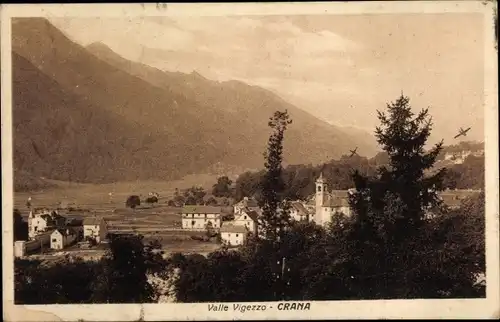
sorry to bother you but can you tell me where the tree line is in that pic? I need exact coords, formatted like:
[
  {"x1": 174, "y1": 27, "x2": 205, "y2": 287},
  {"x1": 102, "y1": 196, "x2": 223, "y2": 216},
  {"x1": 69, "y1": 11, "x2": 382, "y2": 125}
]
[
  {"x1": 14, "y1": 94, "x2": 485, "y2": 303},
  {"x1": 232, "y1": 147, "x2": 484, "y2": 203}
]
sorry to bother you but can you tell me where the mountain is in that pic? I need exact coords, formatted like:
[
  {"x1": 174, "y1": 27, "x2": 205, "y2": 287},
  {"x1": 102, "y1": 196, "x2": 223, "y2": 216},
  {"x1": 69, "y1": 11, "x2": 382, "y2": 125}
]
[
  {"x1": 11, "y1": 18, "x2": 377, "y2": 189},
  {"x1": 85, "y1": 41, "x2": 377, "y2": 160},
  {"x1": 12, "y1": 51, "x2": 179, "y2": 184}
]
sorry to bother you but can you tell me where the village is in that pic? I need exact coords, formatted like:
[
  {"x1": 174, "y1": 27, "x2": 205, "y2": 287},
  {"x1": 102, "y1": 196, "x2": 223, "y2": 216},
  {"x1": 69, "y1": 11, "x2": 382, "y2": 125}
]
[{"x1": 13, "y1": 173, "x2": 477, "y2": 261}]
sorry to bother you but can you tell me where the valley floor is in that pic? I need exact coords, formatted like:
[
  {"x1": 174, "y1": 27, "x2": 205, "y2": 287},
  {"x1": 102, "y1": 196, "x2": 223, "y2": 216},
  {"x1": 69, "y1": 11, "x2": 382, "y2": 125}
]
[{"x1": 14, "y1": 179, "x2": 225, "y2": 257}]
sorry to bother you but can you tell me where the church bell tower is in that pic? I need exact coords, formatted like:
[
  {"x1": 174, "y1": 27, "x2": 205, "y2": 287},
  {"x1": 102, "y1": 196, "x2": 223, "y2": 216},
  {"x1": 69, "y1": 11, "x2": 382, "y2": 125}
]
[{"x1": 315, "y1": 172, "x2": 327, "y2": 222}]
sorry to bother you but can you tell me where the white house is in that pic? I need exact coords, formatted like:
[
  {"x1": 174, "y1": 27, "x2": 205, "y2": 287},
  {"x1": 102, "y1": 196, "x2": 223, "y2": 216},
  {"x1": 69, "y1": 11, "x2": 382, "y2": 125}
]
[
  {"x1": 28, "y1": 214, "x2": 52, "y2": 239},
  {"x1": 233, "y1": 209, "x2": 259, "y2": 234},
  {"x1": 50, "y1": 228, "x2": 78, "y2": 250},
  {"x1": 233, "y1": 197, "x2": 260, "y2": 216},
  {"x1": 220, "y1": 224, "x2": 248, "y2": 246},
  {"x1": 28, "y1": 209, "x2": 65, "y2": 239},
  {"x1": 181, "y1": 206, "x2": 222, "y2": 231},
  {"x1": 83, "y1": 216, "x2": 108, "y2": 243},
  {"x1": 313, "y1": 173, "x2": 353, "y2": 226},
  {"x1": 290, "y1": 202, "x2": 309, "y2": 222}
]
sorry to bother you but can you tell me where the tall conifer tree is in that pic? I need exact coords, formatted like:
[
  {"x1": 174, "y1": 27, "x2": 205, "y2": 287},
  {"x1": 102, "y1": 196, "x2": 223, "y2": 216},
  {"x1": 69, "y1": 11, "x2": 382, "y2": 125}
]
[
  {"x1": 259, "y1": 110, "x2": 292, "y2": 242},
  {"x1": 347, "y1": 93, "x2": 447, "y2": 298}
]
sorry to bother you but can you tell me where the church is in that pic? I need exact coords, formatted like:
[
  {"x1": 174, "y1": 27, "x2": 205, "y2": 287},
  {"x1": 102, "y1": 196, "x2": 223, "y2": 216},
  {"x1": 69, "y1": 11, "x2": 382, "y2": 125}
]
[{"x1": 311, "y1": 173, "x2": 353, "y2": 226}]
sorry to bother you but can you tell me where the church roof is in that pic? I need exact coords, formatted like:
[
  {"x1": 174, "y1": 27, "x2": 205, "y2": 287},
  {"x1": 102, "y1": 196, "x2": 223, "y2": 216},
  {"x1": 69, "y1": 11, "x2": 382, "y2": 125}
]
[{"x1": 322, "y1": 195, "x2": 350, "y2": 208}]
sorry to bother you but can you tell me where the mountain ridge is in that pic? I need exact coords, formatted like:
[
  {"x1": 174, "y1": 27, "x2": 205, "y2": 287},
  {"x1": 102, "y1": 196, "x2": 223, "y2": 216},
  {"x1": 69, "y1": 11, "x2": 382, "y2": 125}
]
[
  {"x1": 12, "y1": 18, "x2": 378, "y2": 190},
  {"x1": 84, "y1": 41, "x2": 378, "y2": 157}
]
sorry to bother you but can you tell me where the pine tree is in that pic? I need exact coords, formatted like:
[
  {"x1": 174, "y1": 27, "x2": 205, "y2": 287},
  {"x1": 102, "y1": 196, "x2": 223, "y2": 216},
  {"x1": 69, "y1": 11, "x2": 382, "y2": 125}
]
[
  {"x1": 347, "y1": 93, "x2": 447, "y2": 298},
  {"x1": 258, "y1": 110, "x2": 292, "y2": 242},
  {"x1": 352, "y1": 93, "x2": 445, "y2": 236}
]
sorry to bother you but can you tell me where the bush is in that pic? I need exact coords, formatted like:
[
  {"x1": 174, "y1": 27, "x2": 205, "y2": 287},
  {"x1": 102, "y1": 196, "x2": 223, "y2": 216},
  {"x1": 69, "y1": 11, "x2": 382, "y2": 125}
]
[
  {"x1": 126, "y1": 195, "x2": 141, "y2": 209},
  {"x1": 146, "y1": 196, "x2": 158, "y2": 205}
]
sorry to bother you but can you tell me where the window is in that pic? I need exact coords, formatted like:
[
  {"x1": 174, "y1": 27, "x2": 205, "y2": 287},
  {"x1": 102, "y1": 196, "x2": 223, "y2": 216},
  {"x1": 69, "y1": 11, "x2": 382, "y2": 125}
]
[
  {"x1": 244, "y1": 216, "x2": 247, "y2": 219},
  {"x1": 236, "y1": 234, "x2": 239, "y2": 237},
  {"x1": 52, "y1": 238, "x2": 57, "y2": 242},
  {"x1": 318, "y1": 186, "x2": 322, "y2": 192}
]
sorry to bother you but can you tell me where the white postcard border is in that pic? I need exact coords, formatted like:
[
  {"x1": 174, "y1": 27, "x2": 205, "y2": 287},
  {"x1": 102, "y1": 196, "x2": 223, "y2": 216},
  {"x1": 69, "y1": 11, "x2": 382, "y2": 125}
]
[{"x1": 2, "y1": 1, "x2": 499, "y2": 321}]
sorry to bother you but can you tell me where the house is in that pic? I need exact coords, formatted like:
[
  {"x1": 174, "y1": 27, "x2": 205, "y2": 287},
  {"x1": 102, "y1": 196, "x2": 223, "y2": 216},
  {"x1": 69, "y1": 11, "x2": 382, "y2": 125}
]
[
  {"x1": 290, "y1": 202, "x2": 309, "y2": 222},
  {"x1": 83, "y1": 216, "x2": 108, "y2": 243},
  {"x1": 220, "y1": 224, "x2": 248, "y2": 246},
  {"x1": 233, "y1": 209, "x2": 259, "y2": 234},
  {"x1": 28, "y1": 209, "x2": 66, "y2": 239},
  {"x1": 28, "y1": 214, "x2": 52, "y2": 239},
  {"x1": 50, "y1": 228, "x2": 78, "y2": 250},
  {"x1": 233, "y1": 197, "x2": 260, "y2": 216},
  {"x1": 181, "y1": 206, "x2": 222, "y2": 231}
]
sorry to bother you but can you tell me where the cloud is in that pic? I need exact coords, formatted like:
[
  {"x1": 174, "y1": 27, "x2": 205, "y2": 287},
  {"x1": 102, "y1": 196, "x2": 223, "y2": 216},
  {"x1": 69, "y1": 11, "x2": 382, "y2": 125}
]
[
  {"x1": 49, "y1": 16, "x2": 360, "y2": 80},
  {"x1": 47, "y1": 15, "x2": 485, "y2": 144}
]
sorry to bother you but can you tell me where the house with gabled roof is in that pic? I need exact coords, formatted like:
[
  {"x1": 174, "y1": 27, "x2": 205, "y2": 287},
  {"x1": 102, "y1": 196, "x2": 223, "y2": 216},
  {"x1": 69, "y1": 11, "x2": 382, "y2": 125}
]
[
  {"x1": 83, "y1": 216, "x2": 108, "y2": 243},
  {"x1": 181, "y1": 205, "x2": 222, "y2": 231},
  {"x1": 233, "y1": 197, "x2": 260, "y2": 216},
  {"x1": 290, "y1": 202, "x2": 310, "y2": 222},
  {"x1": 233, "y1": 209, "x2": 259, "y2": 234},
  {"x1": 28, "y1": 209, "x2": 66, "y2": 239},
  {"x1": 50, "y1": 228, "x2": 78, "y2": 250},
  {"x1": 220, "y1": 224, "x2": 248, "y2": 246}
]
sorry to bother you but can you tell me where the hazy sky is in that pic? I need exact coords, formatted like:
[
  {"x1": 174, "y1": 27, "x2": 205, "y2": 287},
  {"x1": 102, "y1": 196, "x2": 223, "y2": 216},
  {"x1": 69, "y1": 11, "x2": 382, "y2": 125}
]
[{"x1": 49, "y1": 14, "x2": 488, "y2": 144}]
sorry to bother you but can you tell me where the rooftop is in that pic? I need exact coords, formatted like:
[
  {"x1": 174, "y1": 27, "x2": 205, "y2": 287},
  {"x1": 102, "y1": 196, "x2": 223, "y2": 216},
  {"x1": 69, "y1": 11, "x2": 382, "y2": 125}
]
[
  {"x1": 322, "y1": 195, "x2": 350, "y2": 208},
  {"x1": 53, "y1": 228, "x2": 77, "y2": 237},
  {"x1": 236, "y1": 197, "x2": 259, "y2": 208},
  {"x1": 220, "y1": 224, "x2": 248, "y2": 234},
  {"x1": 291, "y1": 202, "x2": 308, "y2": 215},
  {"x1": 181, "y1": 205, "x2": 222, "y2": 214},
  {"x1": 83, "y1": 217, "x2": 103, "y2": 226},
  {"x1": 439, "y1": 194, "x2": 465, "y2": 208},
  {"x1": 237, "y1": 209, "x2": 259, "y2": 222}
]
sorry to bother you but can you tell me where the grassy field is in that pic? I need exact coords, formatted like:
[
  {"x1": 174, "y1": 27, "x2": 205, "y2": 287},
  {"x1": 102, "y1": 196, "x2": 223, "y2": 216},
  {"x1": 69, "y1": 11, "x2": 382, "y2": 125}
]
[{"x1": 14, "y1": 173, "x2": 219, "y2": 210}]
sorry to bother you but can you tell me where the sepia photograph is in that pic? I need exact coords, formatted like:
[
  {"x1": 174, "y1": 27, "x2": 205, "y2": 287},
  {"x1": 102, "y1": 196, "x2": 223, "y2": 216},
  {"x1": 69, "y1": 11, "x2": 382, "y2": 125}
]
[{"x1": 1, "y1": 1, "x2": 499, "y2": 321}]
